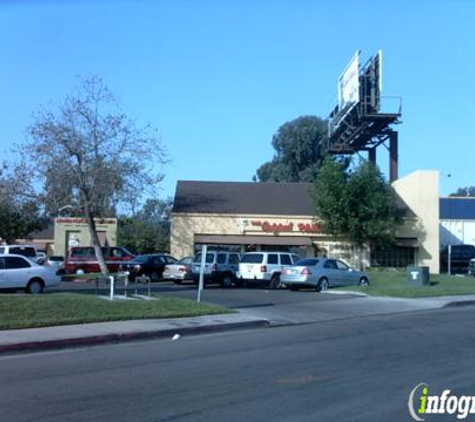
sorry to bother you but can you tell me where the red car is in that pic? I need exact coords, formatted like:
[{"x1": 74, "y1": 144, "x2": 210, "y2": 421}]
[{"x1": 65, "y1": 246, "x2": 135, "y2": 274}]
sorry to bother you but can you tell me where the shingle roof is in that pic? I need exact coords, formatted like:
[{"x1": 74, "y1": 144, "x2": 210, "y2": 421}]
[
  {"x1": 28, "y1": 224, "x2": 55, "y2": 240},
  {"x1": 440, "y1": 197, "x2": 475, "y2": 219},
  {"x1": 172, "y1": 181, "x2": 315, "y2": 216}
]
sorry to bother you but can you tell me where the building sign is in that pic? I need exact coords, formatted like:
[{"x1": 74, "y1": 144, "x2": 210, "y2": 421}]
[
  {"x1": 338, "y1": 50, "x2": 360, "y2": 110},
  {"x1": 250, "y1": 220, "x2": 321, "y2": 234},
  {"x1": 55, "y1": 218, "x2": 117, "y2": 225}
]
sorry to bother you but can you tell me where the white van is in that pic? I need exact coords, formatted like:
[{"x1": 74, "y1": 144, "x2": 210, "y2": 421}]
[{"x1": 237, "y1": 252, "x2": 301, "y2": 289}]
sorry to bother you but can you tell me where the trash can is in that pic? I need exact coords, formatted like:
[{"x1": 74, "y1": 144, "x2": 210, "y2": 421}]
[{"x1": 406, "y1": 266, "x2": 430, "y2": 286}]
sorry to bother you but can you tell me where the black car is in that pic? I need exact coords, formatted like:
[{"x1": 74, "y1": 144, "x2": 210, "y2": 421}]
[
  {"x1": 440, "y1": 244, "x2": 475, "y2": 274},
  {"x1": 121, "y1": 254, "x2": 178, "y2": 282}
]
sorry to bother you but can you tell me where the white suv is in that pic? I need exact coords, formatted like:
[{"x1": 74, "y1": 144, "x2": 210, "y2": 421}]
[
  {"x1": 237, "y1": 252, "x2": 300, "y2": 289},
  {"x1": 0, "y1": 244, "x2": 39, "y2": 262}
]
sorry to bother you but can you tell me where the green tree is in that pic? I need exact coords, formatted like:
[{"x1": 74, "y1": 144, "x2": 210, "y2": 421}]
[
  {"x1": 0, "y1": 164, "x2": 46, "y2": 243},
  {"x1": 255, "y1": 116, "x2": 327, "y2": 182},
  {"x1": 450, "y1": 186, "x2": 475, "y2": 197},
  {"x1": 117, "y1": 198, "x2": 172, "y2": 254},
  {"x1": 16, "y1": 76, "x2": 166, "y2": 274},
  {"x1": 312, "y1": 159, "x2": 402, "y2": 265}
]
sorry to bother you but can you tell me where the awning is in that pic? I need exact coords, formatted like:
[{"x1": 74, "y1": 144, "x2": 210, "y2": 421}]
[
  {"x1": 194, "y1": 234, "x2": 312, "y2": 246},
  {"x1": 395, "y1": 238, "x2": 419, "y2": 247}
]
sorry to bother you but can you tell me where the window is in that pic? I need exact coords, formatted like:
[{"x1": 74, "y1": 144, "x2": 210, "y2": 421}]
[
  {"x1": 0, "y1": 247, "x2": 4, "y2": 253},
  {"x1": 217, "y1": 253, "x2": 227, "y2": 264},
  {"x1": 153, "y1": 256, "x2": 165, "y2": 264},
  {"x1": 10, "y1": 246, "x2": 36, "y2": 258},
  {"x1": 280, "y1": 254, "x2": 292, "y2": 265},
  {"x1": 371, "y1": 246, "x2": 415, "y2": 268},
  {"x1": 240, "y1": 254, "x2": 264, "y2": 264},
  {"x1": 194, "y1": 253, "x2": 215, "y2": 263},
  {"x1": 296, "y1": 258, "x2": 319, "y2": 266},
  {"x1": 111, "y1": 248, "x2": 125, "y2": 258},
  {"x1": 5, "y1": 256, "x2": 31, "y2": 269},
  {"x1": 179, "y1": 257, "x2": 193, "y2": 265},
  {"x1": 165, "y1": 256, "x2": 177, "y2": 264},
  {"x1": 336, "y1": 260, "x2": 349, "y2": 270},
  {"x1": 291, "y1": 254, "x2": 301, "y2": 264},
  {"x1": 71, "y1": 248, "x2": 95, "y2": 258},
  {"x1": 267, "y1": 254, "x2": 278, "y2": 265},
  {"x1": 324, "y1": 260, "x2": 337, "y2": 269},
  {"x1": 228, "y1": 254, "x2": 240, "y2": 264},
  {"x1": 0, "y1": 258, "x2": 5, "y2": 269}
]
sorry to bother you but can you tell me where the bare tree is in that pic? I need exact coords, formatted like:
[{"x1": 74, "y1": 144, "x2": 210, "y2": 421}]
[{"x1": 18, "y1": 76, "x2": 166, "y2": 274}]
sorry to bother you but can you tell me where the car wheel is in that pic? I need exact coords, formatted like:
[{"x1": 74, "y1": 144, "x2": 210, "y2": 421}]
[
  {"x1": 151, "y1": 272, "x2": 160, "y2": 283},
  {"x1": 220, "y1": 273, "x2": 234, "y2": 288},
  {"x1": 173, "y1": 280, "x2": 182, "y2": 285},
  {"x1": 270, "y1": 274, "x2": 282, "y2": 289},
  {"x1": 26, "y1": 278, "x2": 44, "y2": 294},
  {"x1": 75, "y1": 268, "x2": 85, "y2": 275},
  {"x1": 289, "y1": 285, "x2": 299, "y2": 291},
  {"x1": 359, "y1": 277, "x2": 369, "y2": 286},
  {"x1": 316, "y1": 277, "x2": 329, "y2": 292}
]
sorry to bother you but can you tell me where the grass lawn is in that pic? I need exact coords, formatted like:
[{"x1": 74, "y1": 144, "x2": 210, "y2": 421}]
[
  {"x1": 0, "y1": 293, "x2": 231, "y2": 330},
  {"x1": 336, "y1": 270, "x2": 475, "y2": 298}
]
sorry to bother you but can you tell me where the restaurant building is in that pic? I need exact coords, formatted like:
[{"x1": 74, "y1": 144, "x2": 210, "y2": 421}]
[{"x1": 170, "y1": 170, "x2": 440, "y2": 273}]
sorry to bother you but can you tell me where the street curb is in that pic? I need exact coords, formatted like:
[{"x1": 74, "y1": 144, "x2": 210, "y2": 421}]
[
  {"x1": 0, "y1": 319, "x2": 270, "y2": 354},
  {"x1": 443, "y1": 300, "x2": 475, "y2": 308}
]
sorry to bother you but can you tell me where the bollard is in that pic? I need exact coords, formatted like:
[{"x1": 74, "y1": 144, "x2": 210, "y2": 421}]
[{"x1": 109, "y1": 275, "x2": 114, "y2": 300}]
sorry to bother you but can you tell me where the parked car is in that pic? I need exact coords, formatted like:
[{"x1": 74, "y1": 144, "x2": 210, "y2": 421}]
[
  {"x1": 191, "y1": 251, "x2": 241, "y2": 287},
  {"x1": 0, "y1": 254, "x2": 61, "y2": 294},
  {"x1": 440, "y1": 244, "x2": 475, "y2": 274},
  {"x1": 64, "y1": 246, "x2": 135, "y2": 274},
  {"x1": 236, "y1": 251, "x2": 301, "y2": 289},
  {"x1": 163, "y1": 256, "x2": 193, "y2": 284},
  {"x1": 121, "y1": 254, "x2": 178, "y2": 282},
  {"x1": 45, "y1": 255, "x2": 65, "y2": 271},
  {"x1": 0, "y1": 244, "x2": 39, "y2": 262},
  {"x1": 469, "y1": 258, "x2": 475, "y2": 276},
  {"x1": 281, "y1": 258, "x2": 369, "y2": 291}
]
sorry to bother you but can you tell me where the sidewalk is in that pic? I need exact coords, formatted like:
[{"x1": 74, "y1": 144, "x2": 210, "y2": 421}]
[
  {"x1": 1, "y1": 294, "x2": 475, "y2": 354},
  {"x1": 0, "y1": 312, "x2": 269, "y2": 354}
]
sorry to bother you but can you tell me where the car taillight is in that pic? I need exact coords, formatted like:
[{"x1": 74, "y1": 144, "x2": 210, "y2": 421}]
[
  {"x1": 260, "y1": 265, "x2": 267, "y2": 273},
  {"x1": 179, "y1": 267, "x2": 186, "y2": 272},
  {"x1": 301, "y1": 267, "x2": 312, "y2": 275},
  {"x1": 213, "y1": 263, "x2": 218, "y2": 271}
]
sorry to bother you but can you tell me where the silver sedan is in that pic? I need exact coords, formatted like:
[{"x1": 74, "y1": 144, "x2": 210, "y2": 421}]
[
  {"x1": 281, "y1": 258, "x2": 369, "y2": 291},
  {"x1": 0, "y1": 254, "x2": 61, "y2": 294}
]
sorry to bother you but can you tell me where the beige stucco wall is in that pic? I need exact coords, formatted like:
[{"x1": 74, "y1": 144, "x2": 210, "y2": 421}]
[
  {"x1": 54, "y1": 218, "x2": 117, "y2": 258},
  {"x1": 170, "y1": 213, "x2": 370, "y2": 268},
  {"x1": 392, "y1": 170, "x2": 440, "y2": 273}
]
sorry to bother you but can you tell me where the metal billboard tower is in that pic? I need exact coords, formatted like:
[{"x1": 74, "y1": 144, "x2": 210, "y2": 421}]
[{"x1": 326, "y1": 50, "x2": 402, "y2": 182}]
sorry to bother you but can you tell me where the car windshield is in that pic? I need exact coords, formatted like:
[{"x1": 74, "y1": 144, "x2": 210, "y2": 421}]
[
  {"x1": 295, "y1": 258, "x2": 320, "y2": 266},
  {"x1": 240, "y1": 254, "x2": 264, "y2": 264}
]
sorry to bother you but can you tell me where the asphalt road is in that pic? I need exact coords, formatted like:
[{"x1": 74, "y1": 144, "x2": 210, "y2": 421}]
[{"x1": 2, "y1": 306, "x2": 475, "y2": 421}]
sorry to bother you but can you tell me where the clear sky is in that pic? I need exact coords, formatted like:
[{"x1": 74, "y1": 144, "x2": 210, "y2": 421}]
[{"x1": 0, "y1": 0, "x2": 474, "y2": 202}]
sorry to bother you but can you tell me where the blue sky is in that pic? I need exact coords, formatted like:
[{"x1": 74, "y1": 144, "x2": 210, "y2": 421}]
[{"x1": 0, "y1": 0, "x2": 474, "y2": 201}]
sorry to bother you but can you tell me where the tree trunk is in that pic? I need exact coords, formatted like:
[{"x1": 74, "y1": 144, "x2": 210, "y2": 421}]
[
  {"x1": 84, "y1": 204, "x2": 108, "y2": 275},
  {"x1": 356, "y1": 244, "x2": 364, "y2": 271}
]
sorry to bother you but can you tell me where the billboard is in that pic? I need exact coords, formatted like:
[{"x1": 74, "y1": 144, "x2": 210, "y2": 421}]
[{"x1": 338, "y1": 51, "x2": 360, "y2": 110}]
